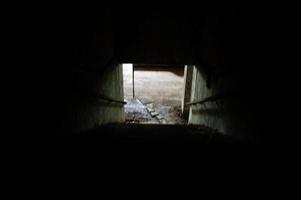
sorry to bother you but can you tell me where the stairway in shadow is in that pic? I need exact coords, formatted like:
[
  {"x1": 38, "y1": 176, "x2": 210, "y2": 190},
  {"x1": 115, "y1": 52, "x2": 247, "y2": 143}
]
[
  {"x1": 56, "y1": 124, "x2": 262, "y2": 167},
  {"x1": 56, "y1": 124, "x2": 254, "y2": 150}
]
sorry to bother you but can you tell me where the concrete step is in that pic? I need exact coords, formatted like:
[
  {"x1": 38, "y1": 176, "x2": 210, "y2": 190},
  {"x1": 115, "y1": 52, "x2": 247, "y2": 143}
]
[
  {"x1": 146, "y1": 107, "x2": 155, "y2": 113},
  {"x1": 159, "y1": 119, "x2": 167, "y2": 124},
  {"x1": 150, "y1": 111, "x2": 159, "y2": 117},
  {"x1": 57, "y1": 124, "x2": 238, "y2": 145},
  {"x1": 156, "y1": 114, "x2": 164, "y2": 120}
]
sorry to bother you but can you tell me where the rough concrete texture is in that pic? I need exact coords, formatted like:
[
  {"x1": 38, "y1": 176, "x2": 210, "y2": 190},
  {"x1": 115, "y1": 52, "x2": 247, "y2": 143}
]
[
  {"x1": 122, "y1": 64, "x2": 134, "y2": 100},
  {"x1": 97, "y1": 64, "x2": 125, "y2": 124},
  {"x1": 188, "y1": 66, "x2": 262, "y2": 144},
  {"x1": 57, "y1": 64, "x2": 125, "y2": 136},
  {"x1": 151, "y1": 104, "x2": 186, "y2": 124},
  {"x1": 124, "y1": 98, "x2": 186, "y2": 124},
  {"x1": 58, "y1": 7, "x2": 274, "y2": 146},
  {"x1": 124, "y1": 99, "x2": 158, "y2": 124},
  {"x1": 181, "y1": 65, "x2": 194, "y2": 116},
  {"x1": 189, "y1": 66, "x2": 220, "y2": 129}
]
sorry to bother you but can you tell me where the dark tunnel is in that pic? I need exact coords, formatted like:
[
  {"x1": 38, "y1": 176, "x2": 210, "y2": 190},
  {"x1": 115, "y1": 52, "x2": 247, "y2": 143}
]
[{"x1": 55, "y1": 4, "x2": 283, "y2": 161}]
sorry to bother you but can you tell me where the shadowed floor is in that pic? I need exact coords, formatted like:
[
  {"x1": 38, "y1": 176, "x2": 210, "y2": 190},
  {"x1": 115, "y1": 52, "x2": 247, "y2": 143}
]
[{"x1": 55, "y1": 124, "x2": 260, "y2": 165}]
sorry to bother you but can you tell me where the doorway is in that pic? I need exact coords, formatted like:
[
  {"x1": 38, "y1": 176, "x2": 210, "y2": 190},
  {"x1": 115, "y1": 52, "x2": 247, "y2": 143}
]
[{"x1": 122, "y1": 64, "x2": 186, "y2": 124}]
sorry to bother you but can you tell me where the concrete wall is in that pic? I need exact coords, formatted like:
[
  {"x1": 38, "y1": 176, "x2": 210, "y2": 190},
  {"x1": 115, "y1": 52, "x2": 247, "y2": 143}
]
[
  {"x1": 185, "y1": 5, "x2": 268, "y2": 145},
  {"x1": 57, "y1": 6, "x2": 270, "y2": 144},
  {"x1": 189, "y1": 66, "x2": 223, "y2": 130},
  {"x1": 122, "y1": 64, "x2": 134, "y2": 100},
  {"x1": 181, "y1": 65, "x2": 193, "y2": 117},
  {"x1": 57, "y1": 8, "x2": 125, "y2": 137},
  {"x1": 188, "y1": 66, "x2": 263, "y2": 145},
  {"x1": 56, "y1": 64, "x2": 125, "y2": 137}
]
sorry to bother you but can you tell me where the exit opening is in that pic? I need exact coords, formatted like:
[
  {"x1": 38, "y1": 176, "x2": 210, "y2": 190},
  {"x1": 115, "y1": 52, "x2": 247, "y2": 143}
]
[{"x1": 122, "y1": 64, "x2": 187, "y2": 124}]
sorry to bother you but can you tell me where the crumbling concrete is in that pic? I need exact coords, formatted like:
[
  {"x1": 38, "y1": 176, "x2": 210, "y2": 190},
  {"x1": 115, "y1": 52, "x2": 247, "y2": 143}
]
[{"x1": 125, "y1": 99, "x2": 158, "y2": 124}]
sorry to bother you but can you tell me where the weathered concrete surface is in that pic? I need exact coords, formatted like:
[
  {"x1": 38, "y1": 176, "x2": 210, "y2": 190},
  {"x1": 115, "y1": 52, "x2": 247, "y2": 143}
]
[
  {"x1": 122, "y1": 64, "x2": 133, "y2": 100},
  {"x1": 181, "y1": 65, "x2": 194, "y2": 117},
  {"x1": 57, "y1": 64, "x2": 125, "y2": 137},
  {"x1": 124, "y1": 99, "x2": 158, "y2": 124},
  {"x1": 57, "y1": 7, "x2": 273, "y2": 146},
  {"x1": 124, "y1": 99, "x2": 186, "y2": 125},
  {"x1": 151, "y1": 104, "x2": 186, "y2": 124},
  {"x1": 57, "y1": 8, "x2": 124, "y2": 137},
  {"x1": 98, "y1": 64, "x2": 125, "y2": 124},
  {"x1": 189, "y1": 66, "x2": 220, "y2": 129},
  {"x1": 188, "y1": 66, "x2": 263, "y2": 145}
]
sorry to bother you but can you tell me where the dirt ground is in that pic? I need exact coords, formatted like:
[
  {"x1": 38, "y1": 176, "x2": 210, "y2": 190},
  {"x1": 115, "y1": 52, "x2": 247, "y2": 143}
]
[{"x1": 123, "y1": 65, "x2": 186, "y2": 124}]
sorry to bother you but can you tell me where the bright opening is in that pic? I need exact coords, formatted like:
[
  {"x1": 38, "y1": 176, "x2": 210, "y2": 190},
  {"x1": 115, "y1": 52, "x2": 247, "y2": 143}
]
[{"x1": 122, "y1": 64, "x2": 186, "y2": 124}]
